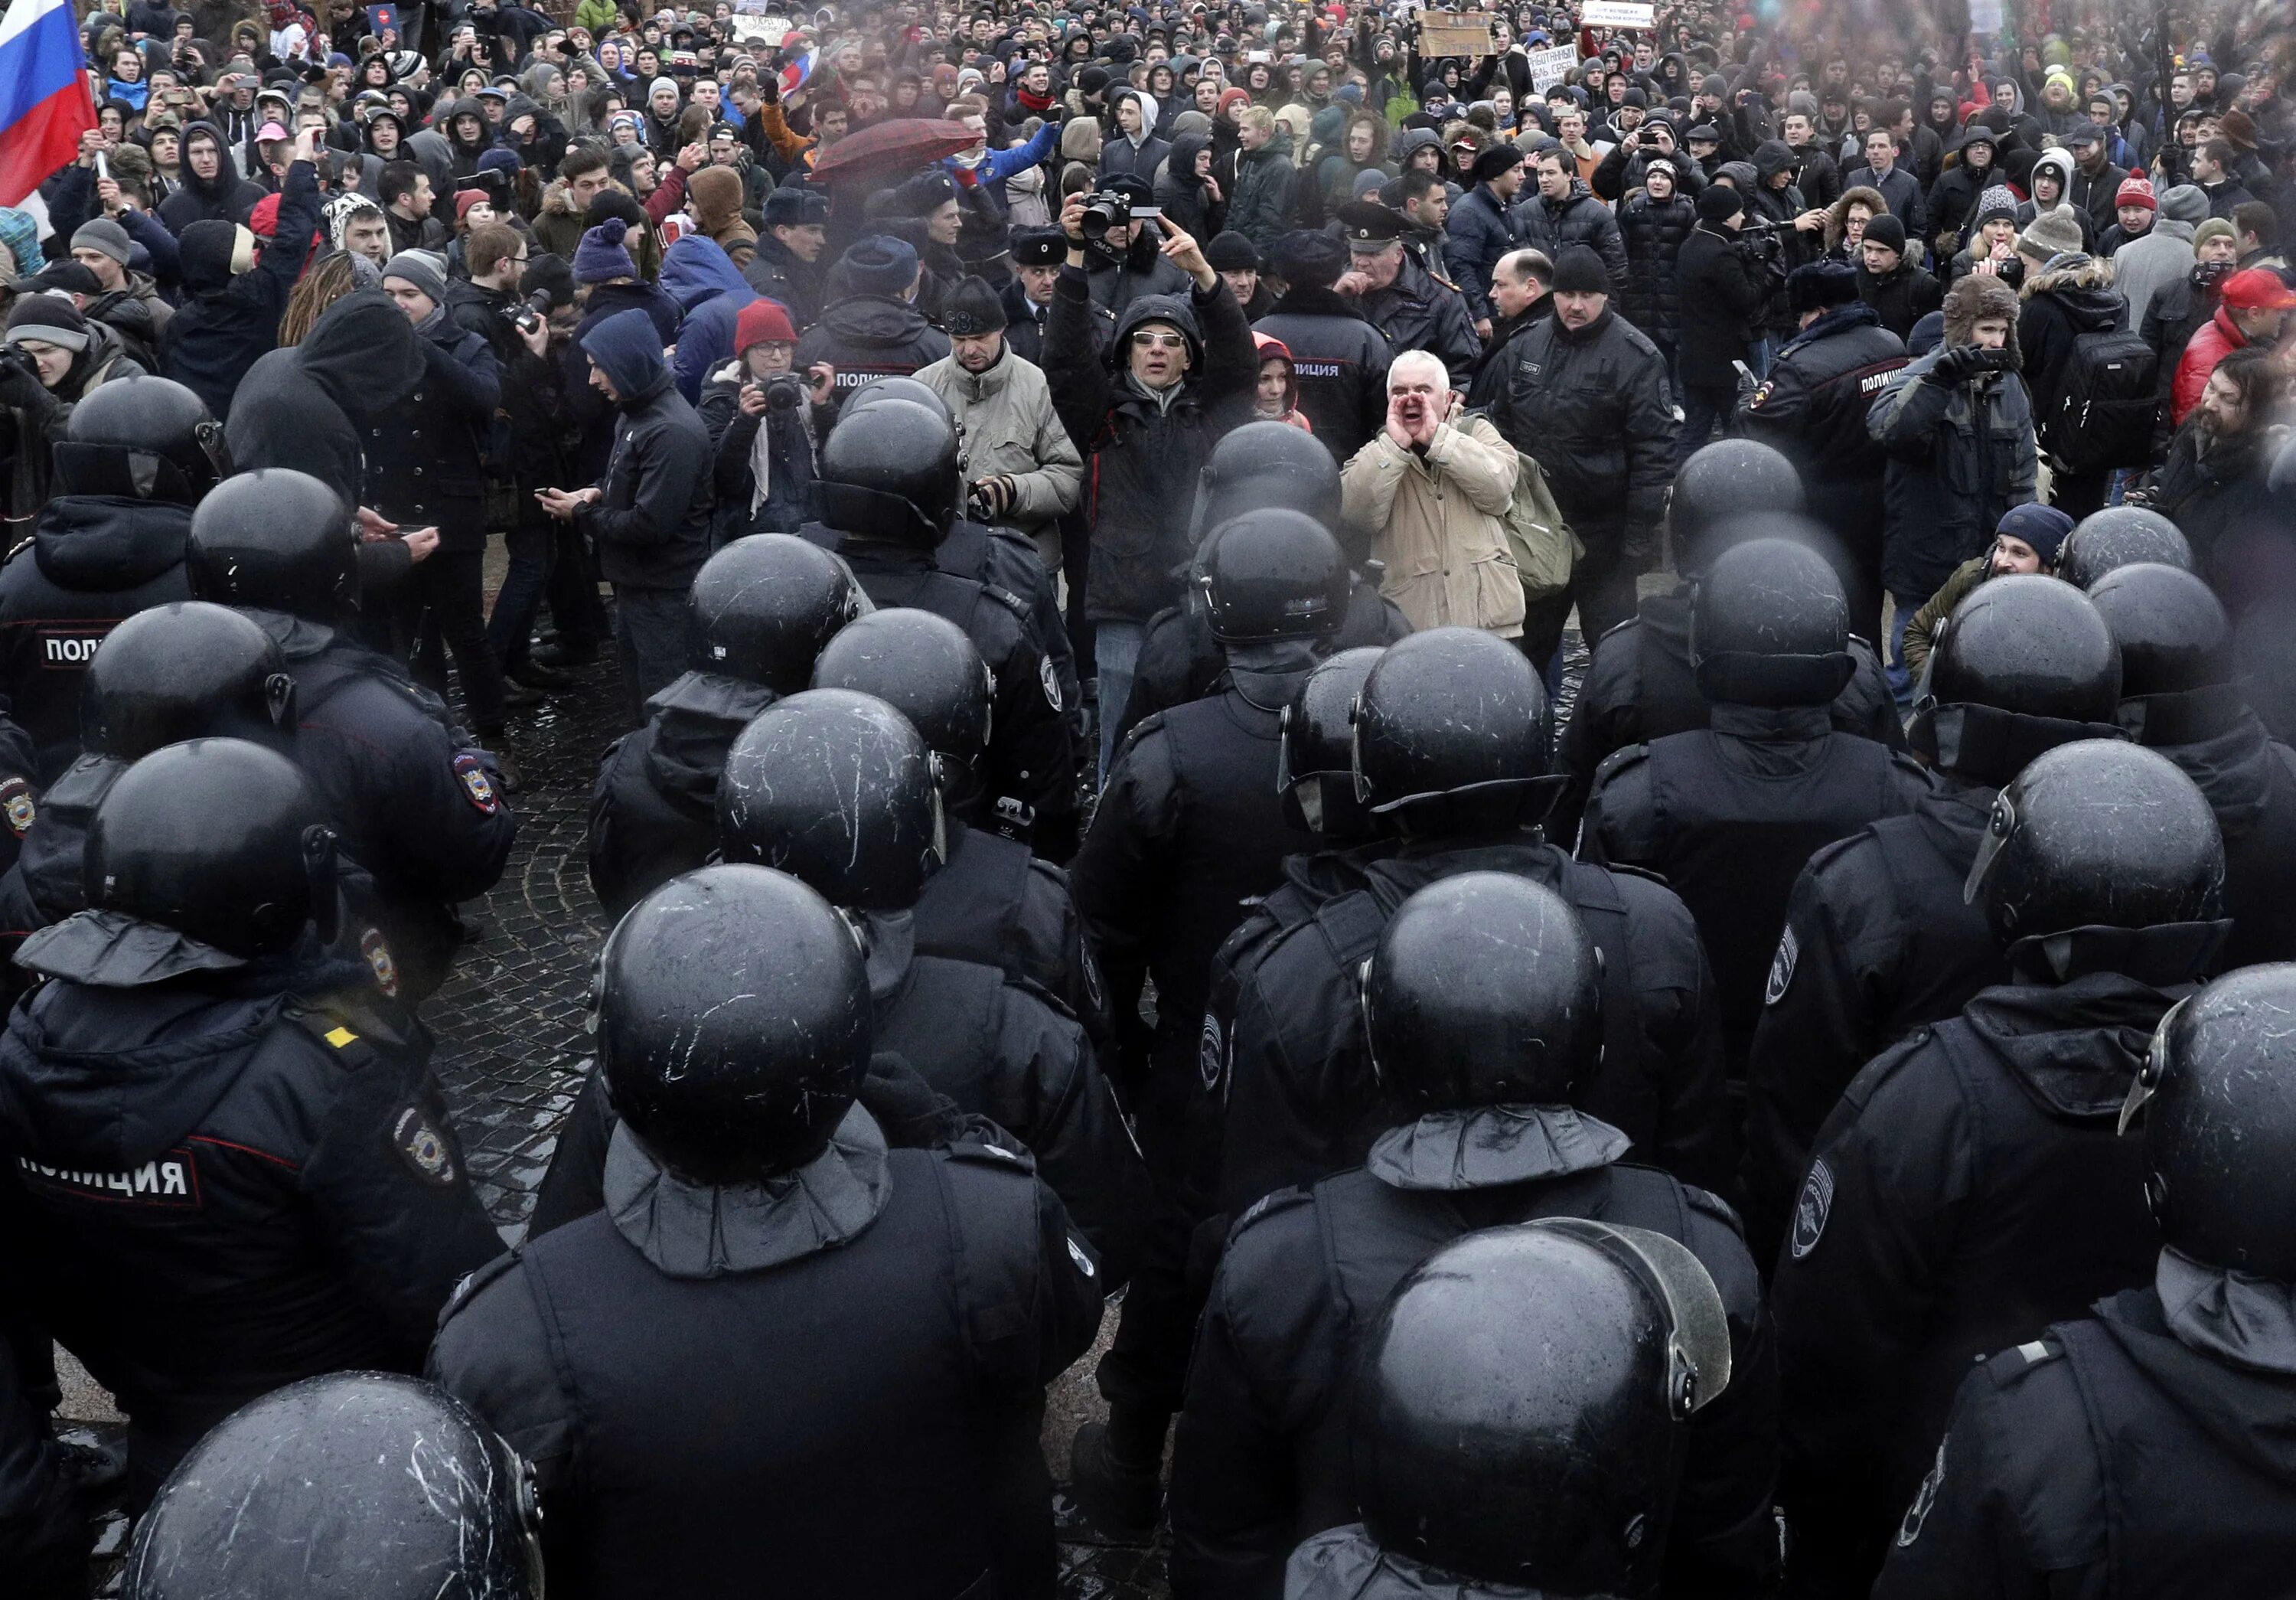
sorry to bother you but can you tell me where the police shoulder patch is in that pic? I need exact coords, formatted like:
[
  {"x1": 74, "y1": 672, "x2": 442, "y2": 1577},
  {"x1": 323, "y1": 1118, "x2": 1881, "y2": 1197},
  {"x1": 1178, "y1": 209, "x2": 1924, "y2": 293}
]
[
  {"x1": 1039, "y1": 653, "x2": 1063, "y2": 711},
  {"x1": 1789, "y1": 1156, "x2": 1835, "y2": 1260},
  {"x1": 453, "y1": 753, "x2": 501, "y2": 815},
  {"x1": 360, "y1": 927, "x2": 400, "y2": 999},
  {"x1": 1896, "y1": 1438, "x2": 1947, "y2": 1548},
  {"x1": 0, "y1": 776, "x2": 34, "y2": 839},
  {"x1": 1199, "y1": 1011, "x2": 1227, "y2": 1094},
  {"x1": 1066, "y1": 1233, "x2": 1097, "y2": 1278},
  {"x1": 1764, "y1": 923, "x2": 1800, "y2": 1006},
  {"x1": 390, "y1": 1105, "x2": 458, "y2": 1187}
]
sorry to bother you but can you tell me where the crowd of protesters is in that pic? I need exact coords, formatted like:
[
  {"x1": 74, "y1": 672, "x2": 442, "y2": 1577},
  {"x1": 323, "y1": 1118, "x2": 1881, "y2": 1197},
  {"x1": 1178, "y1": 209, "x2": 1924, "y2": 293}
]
[{"x1": 2, "y1": 0, "x2": 2296, "y2": 1593}]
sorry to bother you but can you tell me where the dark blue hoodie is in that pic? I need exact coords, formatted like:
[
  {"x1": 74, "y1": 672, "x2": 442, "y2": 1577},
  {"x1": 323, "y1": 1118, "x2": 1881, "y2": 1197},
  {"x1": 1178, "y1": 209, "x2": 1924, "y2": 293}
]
[{"x1": 575, "y1": 309, "x2": 715, "y2": 591}]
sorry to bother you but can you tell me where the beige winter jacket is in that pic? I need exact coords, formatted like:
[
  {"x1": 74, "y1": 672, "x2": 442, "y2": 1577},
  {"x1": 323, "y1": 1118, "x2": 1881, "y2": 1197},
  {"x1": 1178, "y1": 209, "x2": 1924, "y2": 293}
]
[
  {"x1": 916, "y1": 344, "x2": 1083, "y2": 545},
  {"x1": 1340, "y1": 413, "x2": 1526, "y2": 637}
]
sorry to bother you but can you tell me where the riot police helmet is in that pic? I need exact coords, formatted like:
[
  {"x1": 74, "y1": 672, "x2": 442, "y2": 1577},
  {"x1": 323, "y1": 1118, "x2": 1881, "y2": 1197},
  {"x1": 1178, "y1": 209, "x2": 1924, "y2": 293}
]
[
  {"x1": 2086, "y1": 562, "x2": 2239, "y2": 747},
  {"x1": 1365, "y1": 873, "x2": 1603, "y2": 1109},
  {"x1": 1351, "y1": 628, "x2": 1557, "y2": 835},
  {"x1": 1197, "y1": 508, "x2": 1350, "y2": 645},
  {"x1": 1350, "y1": 1219, "x2": 1730, "y2": 1592},
  {"x1": 1668, "y1": 438, "x2": 1805, "y2": 570},
  {"x1": 1964, "y1": 740, "x2": 2223, "y2": 957},
  {"x1": 716, "y1": 688, "x2": 944, "y2": 912},
  {"x1": 2057, "y1": 506, "x2": 2194, "y2": 590},
  {"x1": 843, "y1": 374, "x2": 955, "y2": 427},
  {"x1": 817, "y1": 398, "x2": 960, "y2": 546},
  {"x1": 124, "y1": 1373, "x2": 543, "y2": 1600},
  {"x1": 1689, "y1": 536, "x2": 1856, "y2": 706},
  {"x1": 1277, "y1": 647, "x2": 1383, "y2": 838},
  {"x1": 1188, "y1": 420, "x2": 1345, "y2": 539},
  {"x1": 86, "y1": 738, "x2": 329, "y2": 959},
  {"x1": 82, "y1": 602, "x2": 297, "y2": 759},
  {"x1": 54, "y1": 376, "x2": 230, "y2": 504},
  {"x1": 2130, "y1": 964, "x2": 2296, "y2": 1280},
  {"x1": 689, "y1": 534, "x2": 871, "y2": 693},
  {"x1": 810, "y1": 608, "x2": 993, "y2": 788},
  {"x1": 185, "y1": 469, "x2": 359, "y2": 619},
  {"x1": 599, "y1": 863, "x2": 872, "y2": 1183},
  {"x1": 1912, "y1": 575, "x2": 2123, "y2": 785}
]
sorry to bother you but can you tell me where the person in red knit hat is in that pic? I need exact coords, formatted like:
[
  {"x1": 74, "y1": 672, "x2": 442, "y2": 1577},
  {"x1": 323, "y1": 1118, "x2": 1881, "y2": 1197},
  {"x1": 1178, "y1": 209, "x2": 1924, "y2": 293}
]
[{"x1": 698, "y1": 296, "x2": 833, "y2": 540}]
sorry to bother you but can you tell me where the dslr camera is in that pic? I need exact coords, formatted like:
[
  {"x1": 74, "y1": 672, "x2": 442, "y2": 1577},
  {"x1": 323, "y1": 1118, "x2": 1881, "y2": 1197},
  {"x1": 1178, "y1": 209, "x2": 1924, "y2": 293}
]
[
  {"x1": 1081, "y1": 190, "x2": 1158, "y2": 239},
  {"x1": 504, "y1": 288, "x2": 556, "y2": 336},
  {"x1": 749, "y1": 372, "x2": 807, "y2": 410}
]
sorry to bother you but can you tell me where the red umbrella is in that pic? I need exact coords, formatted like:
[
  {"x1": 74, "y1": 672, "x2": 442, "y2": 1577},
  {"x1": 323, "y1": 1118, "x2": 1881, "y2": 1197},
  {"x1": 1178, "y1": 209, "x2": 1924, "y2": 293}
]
[{"x1": 807, "y1": 118, "x2": 980, "y2": 184}]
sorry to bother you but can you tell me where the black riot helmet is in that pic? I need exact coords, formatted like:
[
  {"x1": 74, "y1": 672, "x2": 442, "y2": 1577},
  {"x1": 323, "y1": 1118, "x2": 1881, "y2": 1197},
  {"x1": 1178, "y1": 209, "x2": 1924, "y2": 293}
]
[
  {"x1": 54, "y1": 376, "x2": 230, "y2": 504},
  {"x1": 124, "y1": 1373, "x2": 542, "y2": 1600},
  {"x1": 1964, "y1": 740, "x2": 2223, "y2": 976},
  {"x1": 1186, "y1": 420, "x2": 1345, "y2": 540},
  {"x1": 598, "y1": 863, "x2": 872, "y2": 1183},
  {"x1": 1196, "y1": 508, "x2": 1350, "y2": 645},
  {"x1": 716, "y1": 688, "x2": 945, "y2": 912},
  {"x1": 2057, "y1": 505, "x2": 2194, "y2": 590},
  {"x1": 81, "y1": 602, "x2": 298, "y2": 759},
  {"x1": 1364, "y1": 873, "x2": 1603, "y2": 1109},
  {"x1": 1668, "y1": 438, "x2": 1805, "y2": 571},
  {"x1": 186, "y1": 469, "x2": 360, "y2": 620},
  {"x1": 1349, "y1": 1220, "x2": 1731, "y2": 1593},
  {"x1": 1278, "y1": 647, "x2": 1383, "y2": 838},
  {"x1": 689, "y1": 534, "x2": 870, "y2": 692},
  {"x1": 843, "y1": 374, "x2": 955, "y2": 427},
  {"x1": 2087, "y1": 563, "x2": 2241, "y2": 746},
  {"x1": 2126, "y1": 964, "x2": 2296, "y2": 1280},
  {"x1": 86, "y1": 739, "x2": 331, "y2": 959},
  {"x1": 810, "y1": 608, "x2": 993, "y2": 798},
  {"x1": 1910, "y1": 574, "x2": 2124, "y2": 785},
  {"x1": 817, "y1": 398, "x2": 960, "y2": 547},
  {"x1": 1351, "y1": 628, "x2": 1557, "y2": 837},
  {"x1": 1689, "y1": 537, "x2": 1856, "y2": 706}
]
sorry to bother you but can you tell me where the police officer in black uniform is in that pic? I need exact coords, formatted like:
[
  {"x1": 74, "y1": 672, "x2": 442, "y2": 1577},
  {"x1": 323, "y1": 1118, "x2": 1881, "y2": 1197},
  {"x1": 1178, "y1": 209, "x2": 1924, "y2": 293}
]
[
  {"x1": 1336, "y1": 200, "x2": 1482, "y2": 385},
  {"x1": 1283, "y1": 1219, "x2": 1737, "y2": 1600},
  {"x1": 0, "y1": 602, "x2": 297, "y2": 976},
  {"x1": 1551, "y1": 438, "x2": 1901, "y2": 848},
  {"x1": 1216, "y1": 625, "x2": 1733, "y2": 1220},
  {"x1": 810, "y1": 605, "x2": 1108, "y2": 1037},
  {"x1": 1743, "y1": 573, "x2": 2128, "y2": 1256},
  {"x1": 1, "y1": 1244, "x2": 80, "y2": 1600},
  {"x1": 1172, "y1": 873, "x2": 1776, "y2": 1599},
  {"x1": 1581, "y1": 537, "x2": 1935, "y2": 1076},
  {"x1": 0, "y1": 377, "x2": 223, "y2": 781},
  {"x1": 1066, "y1": 508, "x2": 1349, "y2": 1530},
  {"x1": 1251, "y1": 229, "x2": 1393, "y2": 465},
  {"x1": 586, "y1": 533, "x2": 868, "y2": 920},
  {"x1": 123, "y1": 1373, "x2": 543, "y2": 1600},
  {"x1": 2089, "y1": 561, "x2": 2296, "y2": 968},
  {"x1": 430, "y1": 863, "x2": 1103, "y2": 1600},
  {"x1": 1114, "y1": 421, "x2": 1409, "y2": 748},
  {"x1": 800, "y1": 397, "x2": 1080, "y2": 857},
  {"x1": 1772, "y1": 738, "x2": 2228, "y2": 1598},
  {"x1": 2056, "y1": 502, "x2": 2194, "y2": 589},
  {"x1": 0, "y1": 738, "x2": 502, "y2": 1507},
  {"x1": 186, "y1": 469, "x2": 516, "y2": 1001},
  {"x1": 1877, "y1": 962, "x2": 2296, "y2": 1598}
]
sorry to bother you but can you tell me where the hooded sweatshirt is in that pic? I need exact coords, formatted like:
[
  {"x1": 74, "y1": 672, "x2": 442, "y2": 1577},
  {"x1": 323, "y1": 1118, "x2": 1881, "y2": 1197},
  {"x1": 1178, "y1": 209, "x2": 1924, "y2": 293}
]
[
  {"x1": 225, "y1": 289, "x2": 426, "y2": 508},
  {"x1": 660, "y1": 234, "x2": 761, "y2": 403}
]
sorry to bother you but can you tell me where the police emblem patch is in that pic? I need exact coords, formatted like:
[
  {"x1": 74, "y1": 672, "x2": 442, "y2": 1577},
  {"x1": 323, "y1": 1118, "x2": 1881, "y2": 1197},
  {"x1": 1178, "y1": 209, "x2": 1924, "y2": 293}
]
[
  {"x1": 391, "y1": 1107, "x2": 457, "y2": 1186},
  {"x1": 1199, "y1": 1013, "x2": 1225, "y2": 1092},
  {"x1": 454, "y1": 753, "x2": 500, "y2": 814},
  {"x1": 0, "y1": 777, "x2": 34, "y2": 838},
  {"x1": 1897, "y1": 1440, "x2": 1947, "y2": 1547},
  {"x1": 1040, "y1": 655, "x2": 1063, "y2": 712},
  {"x1": 1067, "y1": 1236, "x2": 1096, "y2": 1278},
  {"x1": 1790, "y1": 1157, "x2": 1835, "y2": 1259},
  {"x1": 1764, "y1": 925, "x2": 1799, "y2": 1006},
  {"x1": 360, "y1": 928, "x2": 400, "y2": 998}
]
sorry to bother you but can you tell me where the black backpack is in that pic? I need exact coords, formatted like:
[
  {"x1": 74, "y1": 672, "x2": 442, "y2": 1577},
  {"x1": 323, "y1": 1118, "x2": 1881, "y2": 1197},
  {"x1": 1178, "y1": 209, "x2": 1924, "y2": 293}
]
[{"x1": 2045, "y1": 327, "x2": 2158, "y2": 472}]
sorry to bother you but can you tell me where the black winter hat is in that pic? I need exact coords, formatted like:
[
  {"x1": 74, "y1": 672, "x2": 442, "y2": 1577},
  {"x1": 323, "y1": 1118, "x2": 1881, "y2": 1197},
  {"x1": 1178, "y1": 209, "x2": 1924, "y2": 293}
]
[
  {"x1": 1786, "y1": 259, "x2": 1859, "y2": 313},
  {"x1": 942, "y1": 275, "x2": 1009, "y2": 335},
  {"x1": 1697, "y1": 184, "x2": 1745, "y2": 223},
  {"x1": 1273, "y1": 228, "x2": 1347, "y2": 287},
  {"x1": 1204, "y1": 230, "x2": 1262, "y2": 271},
  {"x1": 1549, "y1": 245, "x2": 1609, "y2": 295},
  {"x1": 1862, "y1": 212, "x2": 1908, "y2": 254}
]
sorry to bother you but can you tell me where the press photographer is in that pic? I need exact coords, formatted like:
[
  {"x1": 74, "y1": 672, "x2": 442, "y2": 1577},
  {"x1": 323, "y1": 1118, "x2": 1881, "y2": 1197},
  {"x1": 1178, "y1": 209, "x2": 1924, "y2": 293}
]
[
  {"x1": 1676, "y1": 184, "x2": 1782, "y2": 462},
  {"x1": 702, "y1": 299, "x2": 833, "y2": 543}
]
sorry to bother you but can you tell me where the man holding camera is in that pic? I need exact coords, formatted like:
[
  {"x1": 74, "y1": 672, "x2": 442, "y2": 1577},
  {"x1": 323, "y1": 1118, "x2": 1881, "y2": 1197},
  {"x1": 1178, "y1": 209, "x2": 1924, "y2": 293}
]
[
  {"x1": 917, "y1": 277, "x2": 1082, "y2": 572},
  {"x1": 1074, "y1": 174, "x2": 1194, "y2": 335},
  {"x1": 1675, "y1": 185, "x2": 1776, "y2": 464}
]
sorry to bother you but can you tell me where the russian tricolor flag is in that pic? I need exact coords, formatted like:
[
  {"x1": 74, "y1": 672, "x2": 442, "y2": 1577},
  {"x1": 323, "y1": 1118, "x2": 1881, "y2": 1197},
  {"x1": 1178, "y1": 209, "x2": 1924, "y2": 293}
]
[
  {"x1": 778, "y1": 47, "x2": 818, "y2": 100},
  {"x1": 0, "y1": 0, "x2": 96, "y2": 207}
]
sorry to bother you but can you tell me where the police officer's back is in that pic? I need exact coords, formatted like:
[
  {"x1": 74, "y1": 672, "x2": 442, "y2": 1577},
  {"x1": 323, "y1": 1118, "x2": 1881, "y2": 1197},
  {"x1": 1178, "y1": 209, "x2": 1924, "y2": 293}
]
[
  {"x1": 1282, "y1": 1220, "x2": 1737, "y2": 1600},
  {"x1": 430, "y1": 864, "x2": 1102, "y2": 1600},
  {"x1": 122, "y1": 1373, "x2": 543, "y2": 1600},
  {"x1": 0, "y1": 740, "x2": 501, "y2": 1506},
  {"x1": 1743, "y1": 574, "x2": 2128, "y2": 1256},
  {"x1": 1877, "y1": 963, "x2": 2296, "y2": 1598},
  {"x1": 2090, "y1": 562, "x2": 2296, "y2": 968},
  {"x1": 187, "y1": 469, "x2": 516, "y2": 1001},
  {"x1": 1551, "y1": 439, "x2": 1902, "y2": 849},
  {"x1": 0, "y1": 378, "x2": 223, "y2": 782},
  {"x1": 1772, "y1": 740, "x2": 2227, "y2": 1596},
  {"x1": 800, "y1": 394, "x2": 1080, "y2": 857},
  {"x1": 1581, "y1": 538, "x2": 1933, "y2": 1074},
  {"x1": 1250, "y1": 230, "x2": 1392, "y2": 465},
  {"x1": 586, "y1": 534, "x2": 865, "y2": 921},
  {"x1": 1215, "y1": 627, "x2": 1734, "y2": 1215},
  {"x1": 1172, "y1": 875, "x2": 1775, "y2": 1599}
]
